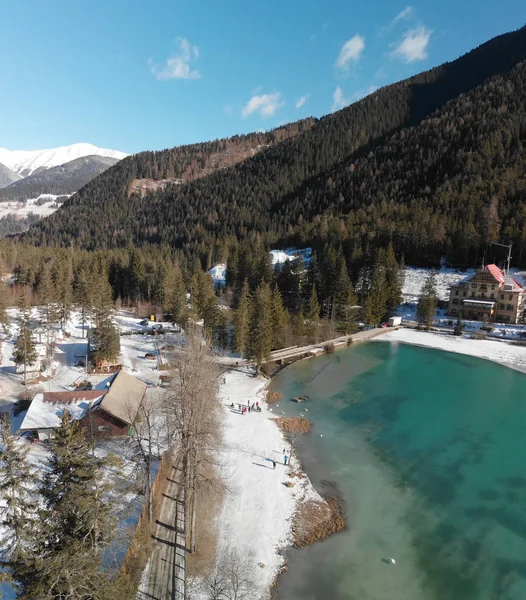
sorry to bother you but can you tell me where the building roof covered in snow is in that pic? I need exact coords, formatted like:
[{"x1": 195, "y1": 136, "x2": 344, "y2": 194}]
[
  {"x1": 20, "y1": 390, "x2": 106, "y2": 431},
  {"x1": 98, "y1": 370, "x2": 147, "y2": 425}
]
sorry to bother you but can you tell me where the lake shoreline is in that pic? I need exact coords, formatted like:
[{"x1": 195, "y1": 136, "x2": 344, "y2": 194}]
[{"x1": 372, "y1": 328, "x2": 526, "y2": 374}]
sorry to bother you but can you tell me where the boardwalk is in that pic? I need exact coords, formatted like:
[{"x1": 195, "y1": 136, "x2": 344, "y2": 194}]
[
  {"x1": 140, "y1": 459, "x2": 186, "y2": 600},
  {"x1": 265, "y1": 327, "x2": 396, "y2": 365}
]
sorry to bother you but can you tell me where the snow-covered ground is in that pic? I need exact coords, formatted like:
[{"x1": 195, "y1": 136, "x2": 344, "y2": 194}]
[
  {"x1": 209, "y1": 247, "x2": 313, "y2": 284},
  {"x1": 0, "y1": 193, "x2": 70, "y2": 220},
  {"x1": 190, "y1": 367, "x2": 322, "y2": 598},
  {"x1": 402, "y1": 265, "x2": 476, "y2": 302},
  {"x1": 374, "y1": 328, "x2": 526, "y2": 373}
]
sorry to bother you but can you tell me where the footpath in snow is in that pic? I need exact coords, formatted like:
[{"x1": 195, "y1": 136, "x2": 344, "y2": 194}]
[
  {"x1": 196, "y1": 367, "x2": 321, "y2": 598},
  {"x1": 374, "y1": 328, "x2": 526, "y2": 373}
]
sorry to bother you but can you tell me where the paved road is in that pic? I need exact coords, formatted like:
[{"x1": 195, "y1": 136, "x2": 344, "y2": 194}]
[{"x1": 139, "y1": 458, "x2": 186, "y2": 600}]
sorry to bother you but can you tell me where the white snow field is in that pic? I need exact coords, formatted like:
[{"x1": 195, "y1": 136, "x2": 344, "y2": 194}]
[
  {"x1": 0, "y1": 143, "x2": 127, "y2": 177},
  {"x1": 189, "y1": 367, "x2": 322, "y2": 599}
]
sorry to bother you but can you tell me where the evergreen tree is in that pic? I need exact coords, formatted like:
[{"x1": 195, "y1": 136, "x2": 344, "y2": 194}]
[
  {"x1": 270, "y1": 285, "x2": 289, "y2": 349},
  {"x1": 74, "y1": 267, "x2": 94, "y2": 339},
  {"x1": 294, "y1": 306, "x2": 306, "y2": 345},
  {"x1": 304, "y1": 285, "x2": 320, "y2": 343},
  {"x1": 249, "y1": 282, "x2": 273, "y2": 370},
  {"x1": 128, "y1": 246, "x2": 146, "y2": 306},
  {"x1": 168, "y1": 268, "x2": 188, "y2": 329},
  {"x1": 417, "y1": 273, "x2": 438, "y2": 329},
  {"x1": 384, "y1": 243, "x2": 402, "y2": 315},
  {"x1": 453, "y1": 314, "x2": 464, "y2": 336},
  {"x1": 0, "y1": 414, "x2": 38, "y2": 565},
  {"x1": 92, "y1": 320, "x2": 120, "y2": 366},
  {"x1": 14, "y1": 300, "x2": 37, "y2": 385},
  {"x1": 233, "y1": 279, "x2": 252, "y2": 358},
  {"x1": 0, "y1": 283, "x2": 9, "y2": 331},
  {"x1": 12, "y1": 412, "x2": 121, "y2": 600},
  {"x1": 363, "y1": 252, "x2": 388, "y2": 326}
]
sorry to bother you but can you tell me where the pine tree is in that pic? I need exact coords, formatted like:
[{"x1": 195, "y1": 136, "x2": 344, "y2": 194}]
[
  {"x1": 14, "y1": 300, "x2": 37, "y2": 385},
  {"x1": 453, "y1": 314, "x2": 464, "y2": 336},
  {"x1": 417, "y1": 273, "x2": 438, "y2": 329},
  {"x1": 384, "y1": 243, "x2": 402, "y2": 315},
  {"x1": 305, "y1": 285, "x2": 320, "y2": 343},
  {"x1": 364, "y1": 252, "x2": 388, "y2": 326},
  {"x1": 249, "y1": 282, "x2": 273, "y2": 370},
  {"x1": 0, "y1": 283, "x2": 9, "y2": 331},
  {"x1": 128, "y1": 246, "x2": 146, "y2": 306},
  {"x1": 0, "y1": 414, "x2": 38, "y2": 564},
  {"x1": 270, "y1": 285, "x2": 289, "y2": 349},
  {"x1": 168, "y1": 268, "x2": 188, "y2": 329},
  {"x1": 234, "y1": 279, "x2": 252, "y2": 357},
  {"x1": 92, "y1": 320, "x2": 120, "y2": 366},
  {"x1": 14, "y1": 412, "x2": 121, "y2": 600},
  {"x1": 73, "y1": 267, "x2": 94, "y2": 339},
  {"x1": 295, "y1": 307, "x2": 306, "y2": 345}
]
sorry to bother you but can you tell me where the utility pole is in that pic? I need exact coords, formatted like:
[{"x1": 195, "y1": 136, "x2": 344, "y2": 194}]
[{"x1": 490, "y1": 242, "x2": 513, "y2": 275}]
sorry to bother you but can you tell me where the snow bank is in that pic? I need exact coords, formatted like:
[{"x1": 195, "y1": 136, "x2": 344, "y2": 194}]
[
  {"x1": 374, "y1": 328, "x2": 526, "y2": 373},
  {"x1": 201, "y1": 368, "x2": 321, "y2": 598}
]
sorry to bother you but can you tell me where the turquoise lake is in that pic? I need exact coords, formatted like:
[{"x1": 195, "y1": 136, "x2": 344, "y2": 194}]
[{"x1": 271, "y1": 341, "x2": 526, "y2": 600}]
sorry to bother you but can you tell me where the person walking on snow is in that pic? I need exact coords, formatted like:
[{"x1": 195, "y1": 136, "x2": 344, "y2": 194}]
[
  {"x1": 284, "y1": 455, "x2": 288, "y2": 465},
  {"x1": 272, "y1": 460, "x2": 276, "y2": 470}
]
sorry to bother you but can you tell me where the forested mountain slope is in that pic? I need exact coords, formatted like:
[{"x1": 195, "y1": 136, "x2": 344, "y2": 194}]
[
  {"x1": 23, "y1": 120, "x2": 316, "y2": 248},
  {"x1": 25, "y1": 27, "x2": 526, "y2": 267}
]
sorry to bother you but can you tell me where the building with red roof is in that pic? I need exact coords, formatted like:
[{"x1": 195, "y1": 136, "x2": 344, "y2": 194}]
[{"x1": 448, "y1": 264, "x2": 525, "y2": 323}]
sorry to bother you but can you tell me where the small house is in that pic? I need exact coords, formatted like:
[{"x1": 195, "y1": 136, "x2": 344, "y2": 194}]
[{"x1": 19, "y1": 370, "x2": 147, "y2": 442}]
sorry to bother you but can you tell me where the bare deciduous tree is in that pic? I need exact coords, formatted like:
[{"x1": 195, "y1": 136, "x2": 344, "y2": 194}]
[
  {"x1": 165, "y1": 332, "x2": 222, "y2": 554},
  {"x1": 199, "y1": 549, "x2": 257, "y2": 600}
]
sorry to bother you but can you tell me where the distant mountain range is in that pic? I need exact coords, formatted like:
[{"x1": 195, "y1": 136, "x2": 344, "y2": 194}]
[
  {"x1": 0, "y1": 155, "x2": 121, "y2": 202},
  {"x1": 0, "y1": 143, "x2": 127, "y2": 178},
  {"x1": 0, "y1": 143, "x2": 127, "y2": 202},
  {"x1": 0, "y1": 163, "x2": 21, "y2": 188}
]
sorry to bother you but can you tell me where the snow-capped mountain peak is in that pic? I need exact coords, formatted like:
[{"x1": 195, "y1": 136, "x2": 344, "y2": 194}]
[{"x1": 0, "y1": 143, "x2": 128, "y2": 177}]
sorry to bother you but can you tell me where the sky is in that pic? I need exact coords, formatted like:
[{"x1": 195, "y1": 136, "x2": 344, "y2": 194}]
[{"x1": 1, "y1": 0, "x2": 525, "y2": 154}]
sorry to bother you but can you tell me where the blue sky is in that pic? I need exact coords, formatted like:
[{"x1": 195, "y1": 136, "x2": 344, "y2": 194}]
[{"x1": 1, "y1": 0, "x2": 525, "y2": 154}]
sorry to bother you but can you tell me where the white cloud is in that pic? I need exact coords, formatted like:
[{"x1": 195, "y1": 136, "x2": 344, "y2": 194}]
[
  {"x1": 296, "y1": 94, "x2": 310, "y2": 109},
  {"x1": 392, "y1": 27, "x2": 432, "y2": 63},
  {"x1": 242, "y1": 92, "x2": 284, "y2": 119},
  {"x1": 335, "y1": 34, "x2": 365, "y2": 71},
  {"x1": 152, "y1": 37, "x2": 201, "y2": 80},
  {"x1": 393, "y1": 6, "x2": 413, "y2": 24},
  {"x1": 378, "y1": 6, "x2": 414, "y2": 37},
  {"x1": 332, "y1": 86, "x2": 349, "y2": 112}
]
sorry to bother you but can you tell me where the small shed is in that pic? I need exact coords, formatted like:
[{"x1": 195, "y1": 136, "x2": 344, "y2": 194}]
[{"x1": 388, "y1": 316, "x2": 402, "y2": 327}]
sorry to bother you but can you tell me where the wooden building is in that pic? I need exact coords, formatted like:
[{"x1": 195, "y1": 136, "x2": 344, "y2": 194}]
[{"x1": 20, "y1": 370, "x2": 147, "y2": 442}]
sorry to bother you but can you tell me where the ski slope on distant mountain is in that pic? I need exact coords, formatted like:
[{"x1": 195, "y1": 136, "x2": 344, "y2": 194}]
[{"x1": 0, "y1": 143, "x2": 127, "y2": 177}]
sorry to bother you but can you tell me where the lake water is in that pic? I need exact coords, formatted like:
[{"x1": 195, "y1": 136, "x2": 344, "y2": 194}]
[{"x1": 271, "y1": 341, "x2": 526, "y2": 600}]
